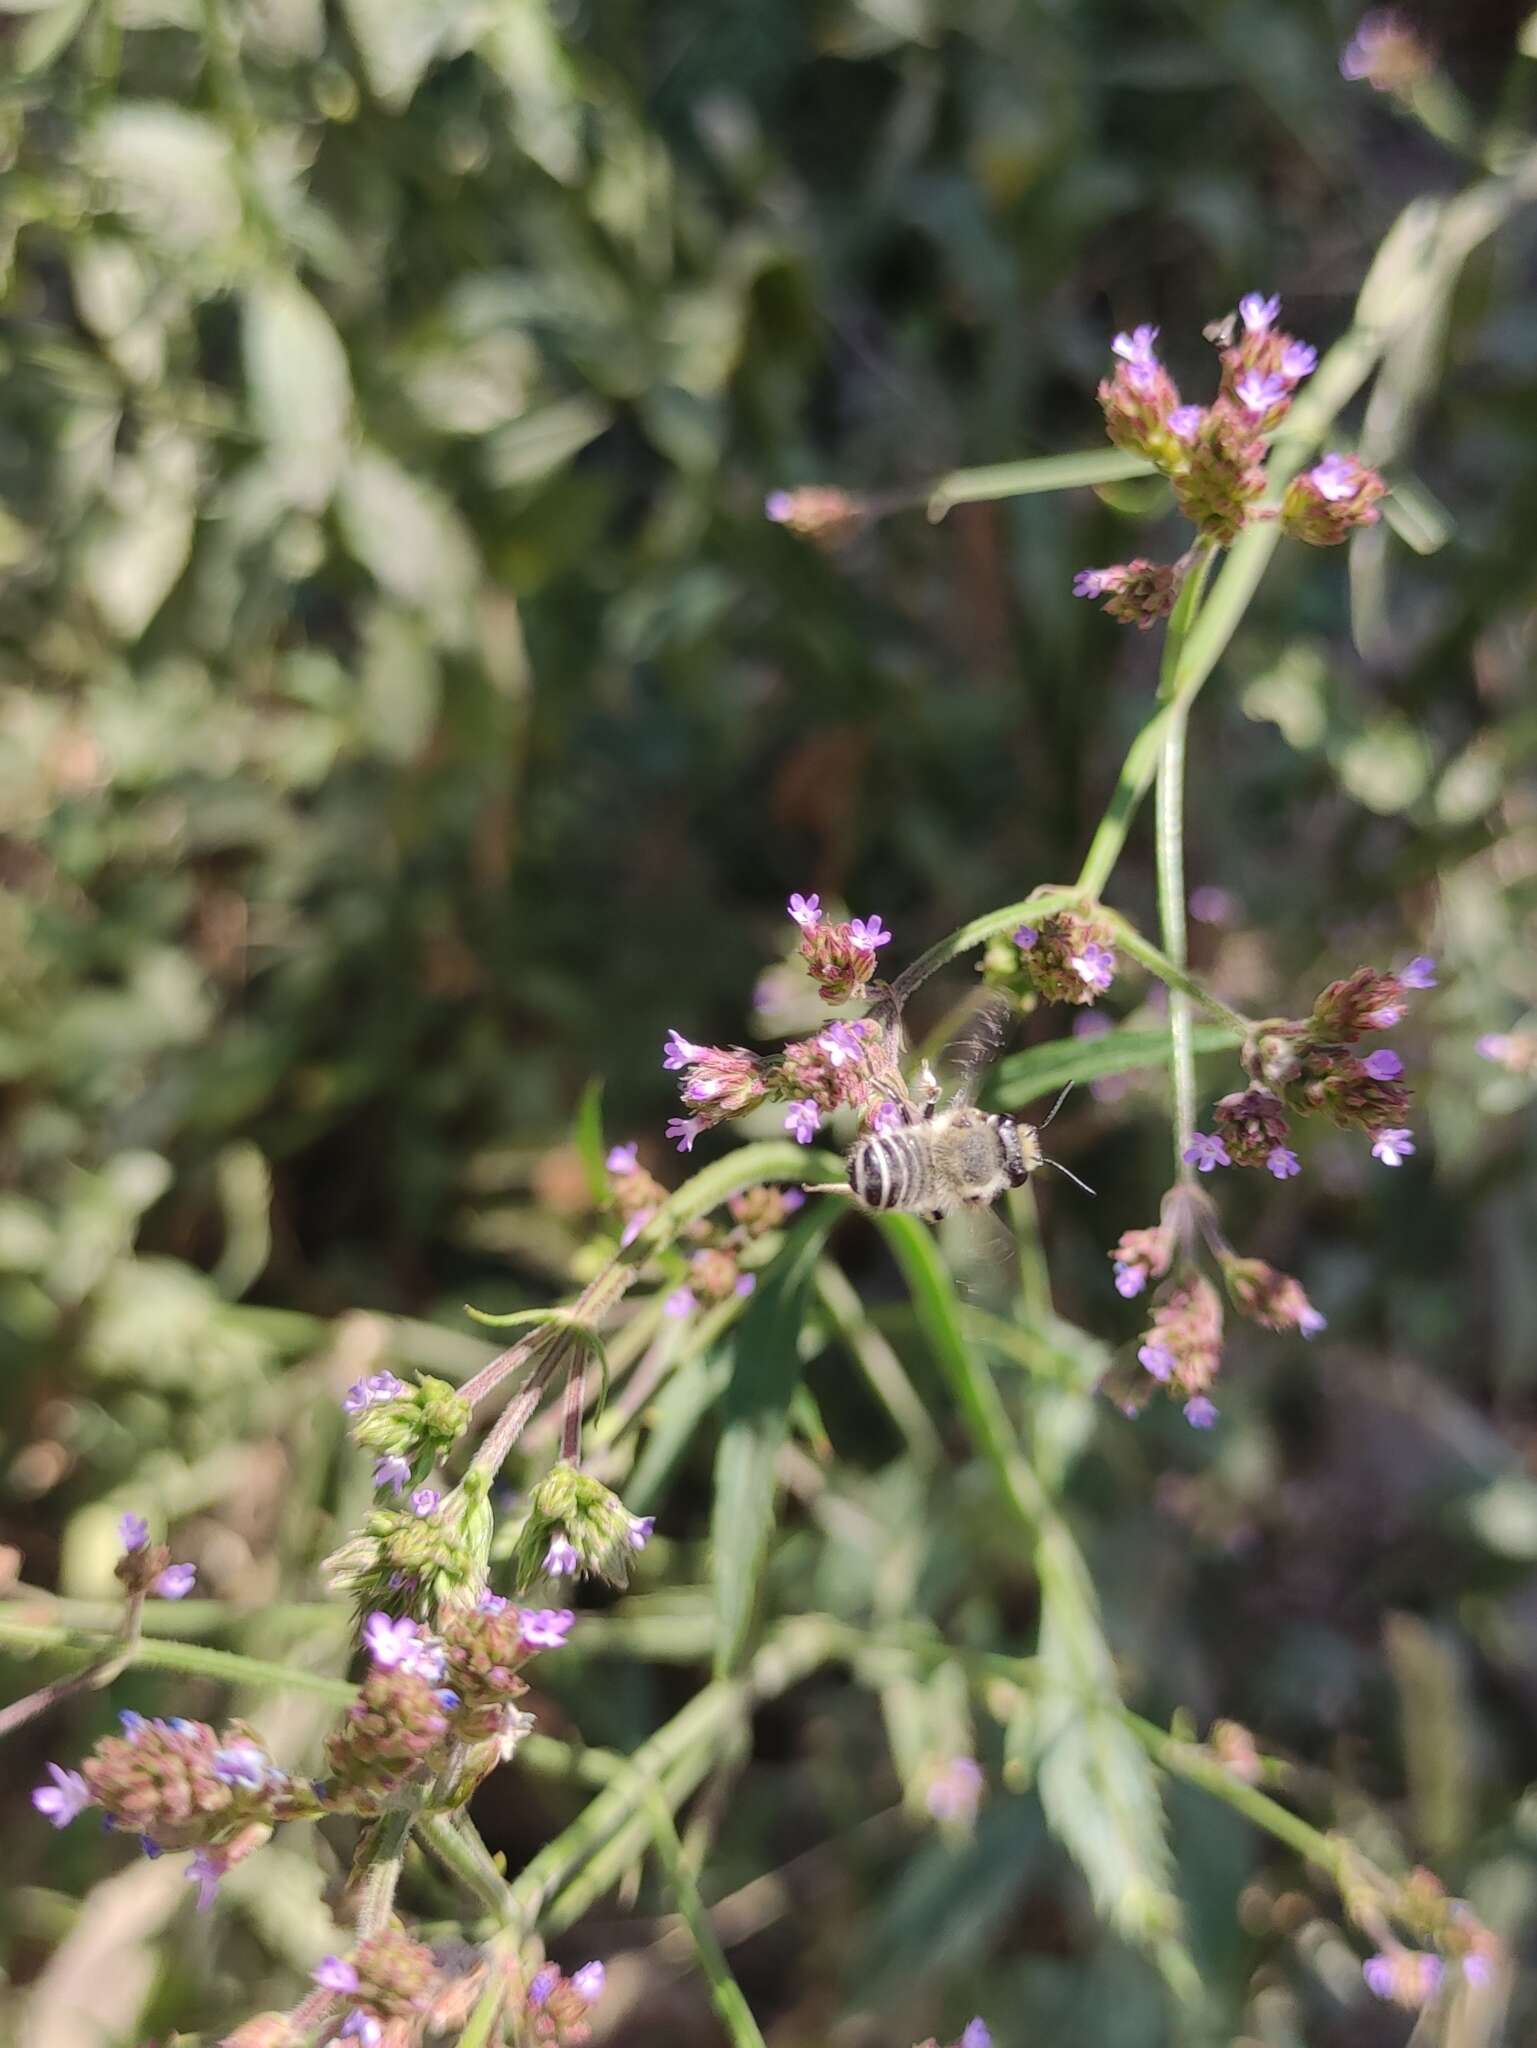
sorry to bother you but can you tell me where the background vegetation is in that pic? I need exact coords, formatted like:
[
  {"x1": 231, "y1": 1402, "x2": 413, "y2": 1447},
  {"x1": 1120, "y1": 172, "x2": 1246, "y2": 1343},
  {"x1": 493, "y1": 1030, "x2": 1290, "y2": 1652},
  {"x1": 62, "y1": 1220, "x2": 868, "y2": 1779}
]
[{"x1": 3, "y1": 0, "x2": 1537, "y2": 2042}]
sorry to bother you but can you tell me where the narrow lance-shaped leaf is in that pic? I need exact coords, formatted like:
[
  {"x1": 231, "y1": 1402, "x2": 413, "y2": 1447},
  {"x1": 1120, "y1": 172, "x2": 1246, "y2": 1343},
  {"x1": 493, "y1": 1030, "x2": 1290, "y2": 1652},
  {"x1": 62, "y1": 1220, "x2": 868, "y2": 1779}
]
[{"x1": 710, "y1": 1208, "x2": 837, "y2": 1676}]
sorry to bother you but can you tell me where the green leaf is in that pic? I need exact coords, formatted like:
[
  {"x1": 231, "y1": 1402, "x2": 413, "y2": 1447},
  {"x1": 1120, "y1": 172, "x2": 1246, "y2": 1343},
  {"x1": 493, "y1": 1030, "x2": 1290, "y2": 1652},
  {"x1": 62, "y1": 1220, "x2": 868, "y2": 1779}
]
[
  {"x1": 711, "y1": 1209, "x2": 836, "y2": 1676},
  {"x1": 242, "y1": 273, "x2": 353, "y2": 510},
  {"x1": 989, "y1": 1021, "x2": 1239, "y2": 1110},
  {"x1": 573, "y1": 1077, "x2": 608, "y2": 1207}
]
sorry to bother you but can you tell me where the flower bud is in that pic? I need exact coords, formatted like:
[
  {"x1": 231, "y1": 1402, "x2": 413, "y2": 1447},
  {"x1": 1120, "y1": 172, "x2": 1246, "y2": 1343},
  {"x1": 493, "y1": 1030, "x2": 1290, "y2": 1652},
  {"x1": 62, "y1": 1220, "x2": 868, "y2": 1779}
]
[
  {"x1": 1217, "y1": 1254, "x2": 1326, "y2": 1335},
  {"x1": 353, "y1": 1927, "x2": 440, "y2": 2016},
  {"x1": 1072, "y1": 559, "x2": 1181, "y2": 630},
  {"x1": 323, "y1": 1667, "x2": 453, "y2": 1811},
  {"x1": 1097, "y1": 327, "x2": 1185, "y2": 470},
  {"x1": 81, "y1": 1715, "x2": 285, "y2": 1852},
  {"x1": 1211, "y1": 1088, "x2": 1292, "y2": 1169},
  {"x1": 1014, "y1": 914, "x2": 1117, "y2": 1007},
  {"x1": 512, "y1": 1465, "x2": 640, "y2": 1590},
  {"x1": 764, "y1": 486, "x2": 865, "y2": 548}
]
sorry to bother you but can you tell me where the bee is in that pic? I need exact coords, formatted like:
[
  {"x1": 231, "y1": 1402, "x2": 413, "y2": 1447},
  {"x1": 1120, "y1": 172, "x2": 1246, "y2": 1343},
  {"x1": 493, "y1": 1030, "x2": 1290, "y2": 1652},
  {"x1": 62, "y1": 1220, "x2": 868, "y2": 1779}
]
[{"x1": 805, "y1": 994, "x2": 1091, "y2": 1222}]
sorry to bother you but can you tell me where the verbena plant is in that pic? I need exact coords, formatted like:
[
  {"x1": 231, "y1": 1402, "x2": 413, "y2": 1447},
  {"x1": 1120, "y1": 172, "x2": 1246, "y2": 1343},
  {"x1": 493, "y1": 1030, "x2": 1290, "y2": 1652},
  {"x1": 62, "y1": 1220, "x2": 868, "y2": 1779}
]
[{"x1": 6, "y1": 11, "x2": 1537, "y2": 2047}]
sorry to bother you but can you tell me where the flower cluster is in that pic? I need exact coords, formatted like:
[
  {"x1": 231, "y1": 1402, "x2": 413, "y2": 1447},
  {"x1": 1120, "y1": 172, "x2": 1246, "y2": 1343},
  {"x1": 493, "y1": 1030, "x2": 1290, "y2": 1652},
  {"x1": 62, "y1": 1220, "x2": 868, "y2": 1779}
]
[
  {"x1": 322, "y1": 1466, "x2": 495, "y2": 1616},
  {"x1": 512, "y1": 1462, "x2": 653, "y2": 1590},
  {"x1": 605, "y1": 1140, "x2": 802, "y2": 1318},
  {"x1": 346, "y1": 1373, "x2": 471, "y2": 1500},
  {"x1": 1340, "y1": 9, "x2": 1433, "y2": 94},
  {"x1": 116, "y1": 1511, "x2": 198, "y2": 1603},
  {"x1": 1183, "y1": 958, "x2": 1434, "y2": 1178},
  {"x1": 764, "y1": 485, "x2": 866, "y2": 548},
  {"x1": 1079, "y1": 296, "x2": 1385, "y2": 621},
  {"x1": 1013, "y1": 912, "x2": 1117, "y2": 1006},
  {"x1": 1107, "y1": 1188, "x2": 1324, "y2": 1425},
  {"x1": 309, "y1": 1930, "x2": 441, "y2": 2046},
  {"x1": 787, "y1": 892, "x2": 893, "y2": 1005},
  {"x1": 524, "y1": 1958, "x2": 607, "y2": 2044}
]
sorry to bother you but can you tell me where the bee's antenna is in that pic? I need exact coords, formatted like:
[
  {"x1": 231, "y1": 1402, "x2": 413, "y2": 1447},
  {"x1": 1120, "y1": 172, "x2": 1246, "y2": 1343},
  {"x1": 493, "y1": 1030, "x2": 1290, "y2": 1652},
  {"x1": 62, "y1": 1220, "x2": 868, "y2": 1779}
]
[
  {"x1": 1037, "y1": 1082, "x2": 1074, "y2": 1132},
  {"x1": 1041, "y1": 1155, "x2": 1096, "y2": 1197}
]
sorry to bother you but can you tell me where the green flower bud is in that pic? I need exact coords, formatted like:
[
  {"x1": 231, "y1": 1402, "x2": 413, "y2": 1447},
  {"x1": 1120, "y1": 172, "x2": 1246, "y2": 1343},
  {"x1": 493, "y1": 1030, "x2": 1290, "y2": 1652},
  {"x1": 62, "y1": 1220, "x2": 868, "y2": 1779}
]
[
  {"x1": 351, "y1": 1375, "x2": 471, "y2": 1463},
  {"x1": 511, "y1": 1464, "x2": 639, "y2": 1591}
]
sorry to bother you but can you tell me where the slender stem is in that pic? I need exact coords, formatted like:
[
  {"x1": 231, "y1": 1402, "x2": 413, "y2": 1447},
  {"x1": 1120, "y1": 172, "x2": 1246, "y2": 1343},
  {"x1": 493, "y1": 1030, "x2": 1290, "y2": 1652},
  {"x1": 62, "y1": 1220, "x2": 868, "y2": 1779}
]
[
  {"x1": 1156, "y1": 698, "x2": 1197, "y2": 1175},
  {"x1": 469, "y1": 1346, "x2": 565, "y2": 1480},
  {"x1": 641, "y1": 1784, "x2": 768, "y2": 2048},
  {"x1": 560, "y1": 1362, "x2": 585, "y2": 1464},
  {"x1": 0, "y1": 1590, "x2": 146, "y2": 1738},
  {"x1": 355, "y1": 1807, "x2": 415, "y2": 1939}
]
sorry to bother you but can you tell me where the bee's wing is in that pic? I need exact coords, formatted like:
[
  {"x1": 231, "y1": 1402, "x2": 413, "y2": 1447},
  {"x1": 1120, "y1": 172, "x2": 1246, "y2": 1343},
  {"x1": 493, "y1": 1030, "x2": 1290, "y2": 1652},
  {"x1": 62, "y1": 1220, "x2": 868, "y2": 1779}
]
[
  {"x1": 940, "y1": 1200, "x2": 1020, "y2": 1308},
  {"x1": 941, "y1": 990, "x2": 1014, "y2": 1107}
]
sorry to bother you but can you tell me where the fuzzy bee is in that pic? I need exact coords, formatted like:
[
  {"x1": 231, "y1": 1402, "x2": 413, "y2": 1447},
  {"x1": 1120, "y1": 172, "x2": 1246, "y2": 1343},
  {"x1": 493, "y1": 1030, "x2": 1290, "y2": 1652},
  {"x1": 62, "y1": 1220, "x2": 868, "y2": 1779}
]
[{"x1": 805, "y1": 995, "x2": 1089, "y2": 1222}]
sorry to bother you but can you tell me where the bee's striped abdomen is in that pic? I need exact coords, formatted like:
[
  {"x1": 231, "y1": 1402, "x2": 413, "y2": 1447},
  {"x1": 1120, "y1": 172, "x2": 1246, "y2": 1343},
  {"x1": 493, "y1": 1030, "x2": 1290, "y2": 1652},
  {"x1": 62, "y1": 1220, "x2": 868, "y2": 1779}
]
[{"x1": 847, "y1": 1131, "x2": 922, "y2": 1211}]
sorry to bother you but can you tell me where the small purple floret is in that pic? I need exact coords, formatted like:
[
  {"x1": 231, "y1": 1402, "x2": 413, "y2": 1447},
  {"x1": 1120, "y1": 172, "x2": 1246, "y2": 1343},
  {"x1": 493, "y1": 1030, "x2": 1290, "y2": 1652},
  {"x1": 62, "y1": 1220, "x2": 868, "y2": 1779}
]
[
  {"x1": 212, "y1": 1742, "x2": 269, "y2": 1791},
  {"x1": 313, "y1": 1956, "x2": 360, "y2": 1995},
  {"x1": 666, "y1": 1116, "x2": 705, "y2": 1153},
  {"x1": 520, "y1": 1608, "x2": 575, "y2": 1651},
  {"x1": 119, "y1": 1513, "x2": 149, "y2": 1552},
  {"x1": 787, "y1": 892, "x2": 821, "y2": 929},
  {"x1": 1114, "y1": 1263, "x2": 1147, "y2": 1299},
  {"x1": 1072, "y1": 941, "x2": 1116, "y2": 994},
  {"x1": 961, "y1": 2024, "x2": 993, "y2": 2048},
  {"x1": 664, "y1": 1285, "x2": 697, "y2": 1319},
  {"x1": 1138, "y1": 1343, "x2": 1175, "y2": 1382},
  {"x1": 784, "y1": 1099, "x2": 822, "y2": 1145},
  {"x1": 33, "y1": 1764, "x2": 91, "y2": 1828},
  {"x1": 1184, "y1": 1396, "x2": 1218, "y2": 1429},
  {"x1": 1183, "y1": 1132, "x2": 1230, "y2": 1173},
  {"x1": 1238, "y1": 291, "x2": 1280, "y2": 334},
  {"x1": 1363, "y1": 1048, "x2": 1403, "y2": 1081},
  {"x1": 1371, "y1": 1127, "x2": 1415, "y2": 1166},
  {"x1": 155, "y1": 1563, "x2": 197, "y2": 1601},
  {"x1": 373, "y1": 1455, "x2": 411, "y2": 1494},
  {"x1": 571, "y1": 1961, "x2": 606, "y2": 2005},
  {"x1": 1267, "y1": 1147, "x2": 1301, "y2": 1180},
  {"x1": 846, "y1": 914, "x2": 891, "y2": 952},
  {"x1": 543, "y1": 1534, "x2": 580, "y2": 1577},
  {"x1": 606, "y1": 1143, "x2": 638, "y2": 1175},
  {"x1": 1400, "y1": 955, "x2": 1437, "y2": 989},
  {"x1": 410, "y1": 1487, "x2": 439, "y2": 1518}
]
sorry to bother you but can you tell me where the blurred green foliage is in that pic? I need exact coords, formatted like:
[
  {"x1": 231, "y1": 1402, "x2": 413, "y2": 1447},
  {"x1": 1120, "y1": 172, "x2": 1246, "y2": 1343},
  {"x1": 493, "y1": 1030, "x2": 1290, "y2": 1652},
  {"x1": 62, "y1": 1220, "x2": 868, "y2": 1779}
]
[{"x1": 6, "y1": 1, "x2": 1537, "y2": 2043}]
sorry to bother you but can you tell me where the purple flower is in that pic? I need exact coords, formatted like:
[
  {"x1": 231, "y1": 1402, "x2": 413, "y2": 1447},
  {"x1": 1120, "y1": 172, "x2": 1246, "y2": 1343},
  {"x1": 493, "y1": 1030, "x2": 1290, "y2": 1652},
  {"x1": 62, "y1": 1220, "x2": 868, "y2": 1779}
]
[
  {"x1": 1362, "y1": 1048, "x2": 1403, "y2": 1081},
  {"x1": 606, "y1": 1143, "x2": 638, "y2": 1175},
  {"x1": 313, "y1": 1956, "x2": 360, "y2": 1995},
  {"x1": 527, "y1": 1965, "x2": 559, "y2": 2008},
  {"x1": 1462, "y1": 1954, "x2": 1495, "y2": 1988},
  {"x1": 1371, "y1": 1127, "x2": 1415, "y2": 1166},
  {"x1": 478, "y1": 1590, "x2": 509, "y2": 1614},
  {"x1": 662, "y1": 1029, "x2": 705, "y2": 1071},
  {"x1": 629, "y1": 1515, "x2": 655, "y2": 1551},
  {"x1": 1281, "y1": 339, "x2": 1318, "y2": 380},
  {"x1": 925, "y1": 1755, "x2": 984, "y2": 1823},
  {"x1": 734, "y1": 1273, "x2": 757, "y2": 1298},
  {"x1": 186, "y1": 1848, "x2": 226, "y2": 1913},
  {"x1": 571, "y1": 1961, "x2": 606, "y2": 2005},
  {"x1": 847, "y1": 914, "x2": 891, "y2": 952},
  {"x1": 362, "y1": 1612, "x2": 444, "y2": 1682},
  {"x1": 1114, "y1": 1263, "x2": 1147, "y2": 1299},
  {"x1": 1168, "y1": 404, "x2": 1205, "y2": 443},
  {"x1": 664, "y1": 1285, "x2": 697, "y2": 1319},
  {"x1": 410, "y1": 1487, "x2": 440, "y2": 1518},
  {"x1": 1183, "y1": 1132, "x2": 1231, "y2": 1173},
  {"x1": 1184, "y1": 1396, "x2": 1218, "y2": 1429},
  {"x1": 33, "y1": 1764, "x2": 91, "y2": 1828},
  {"x1": 784, "y1": 1099, "x2": 822, "y2": 1145},
  {"x1": 817, "y1": 1021, "x2": 865, "y2": 1068},
  {"x1": 1477, "y1": 1033, "x2": 1511, "y2": 1063},
  {"x1": 961, "y1": 2024, "x2": 992, "y2": 2048},
  {"x1": 343, "y1": 1379, "x2": 373, "y2": 1414},
  {"x1": 1266, "y1": 1147, "x2": 1301, "y2": 1180},
  {"x1": 520, "y1": 1607, "x2": 575, "y2": 1651},
  {"x1": 1365, "y1": 999, "x2": 1404, "y2": 1029},
  {"x1": 787, "y1": 892, "x2": 821, "y2": 929},
  {"x1": 1235, "y1": 369, "x2": 1287, "y2": 413},
  {"x1": 543, "y1": 1534, "x2": 580, "y2": 1576},
  {"x1": 619, "y1": 1208, "x2": 653, "y2": 1248},
  {"x1": 372, "y1": 1455, "x2": 411, "y2": 1494},
  {"x1": 340, "y1": 2016, "x2": 382, "y2": 2047},
  {"x1": 212, "y1": 1742, "x2": 269, "y2": 1791},
  {"x1": 343, "y1": 1372, "x2": 404, "y2": 1415},
  {"x1": 764, "y1": 490, "x2": 794, "y2": 524},
  {"x1": 1400, "y1": 955, "x2": 1437, "y2": 989},
  {"x1": 1072, "y1": 941, "x2": 1116, "y2": 994},
  {"x1": 1309, "y1": 452, "x2": 1365, "y2": 502},
  {"x1": 1362, "y1": 1955, "x2": 1395, "y2": 2000},
  {"x1": 1013, "y1": 925, "x2": 1038, "y2": 951},
  {"x1": 155, "y1": 1563, "x2": 197, "y2": 1600},
  {"x1": 1298, "y1": 1304, "x2": 1327, "y2": 1337},
  {"x1": 1138, "y1": 1343, "x2": 1175, "y2": 1382},
  {"x1": 666, "y1": 1116, "x2": 706, "y2": 1153},
  {"x1": 870, "y1": 1101, "x2": 905, "y2": 1134},
  {"x1": 119, "y1": 1513, "x2": 149, "y2": 1552},
  {"x1": 1238, "y1": 291, "x2": 1280, "y2": 334},
  {"x1": 1111, "y1": 324, "x2": 1159, "y2": 365},
  {"x1": 1072, "y1": 568, "x2": 1110, "y2": 598},
  {"x1": 1190, "y1": 885, "x2": 1236, "y2": 927}
]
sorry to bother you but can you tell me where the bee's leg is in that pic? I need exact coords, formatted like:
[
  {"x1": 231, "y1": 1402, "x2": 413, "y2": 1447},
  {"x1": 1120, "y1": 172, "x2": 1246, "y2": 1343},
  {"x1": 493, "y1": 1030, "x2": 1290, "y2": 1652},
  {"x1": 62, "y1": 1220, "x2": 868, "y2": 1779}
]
[
  {"x1": 802, "y1": 1182, "x2": 855, "y2": 1199},
  {"x1": 915, "y1": 1060, "x2": 942, "y2": 1119}
]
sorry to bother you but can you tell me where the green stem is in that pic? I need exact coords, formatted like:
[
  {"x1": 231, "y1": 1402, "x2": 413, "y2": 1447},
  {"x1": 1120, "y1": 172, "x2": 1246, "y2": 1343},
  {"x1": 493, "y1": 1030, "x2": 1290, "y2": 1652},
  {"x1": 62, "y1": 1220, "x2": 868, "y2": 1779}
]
[
  {"x1": 641, "y1": 1784, "x2": 768, "y2": 2048},
  {"x1": 0, "y1": 1613, "x2": 356, "y2": 1705},
  {"x1": 355, "y1": 1807, "x2": 414, "y2": 1939},
  {"x1": 1156, "y1": 696, "x2": 1197, "y2": 1176},
  {"x1": 926, "y1": 447, "x2": 1155, "y2": 516}
]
